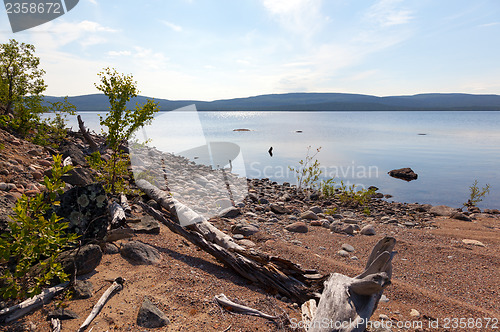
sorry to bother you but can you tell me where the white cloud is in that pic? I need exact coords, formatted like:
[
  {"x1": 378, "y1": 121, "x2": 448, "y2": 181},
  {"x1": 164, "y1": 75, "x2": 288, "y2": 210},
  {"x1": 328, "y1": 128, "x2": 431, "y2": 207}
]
[
  {"x1": 365, "y1": 0, "x2": 413, "y2": 27},
  {"x1": 160, "y1": 20, "x2": 183, "y2": 32},
  {"x1": 87, "y1": 0, "x2": 97, "y2": 4},
  {"x1": 107, "y1": 50, "x2": 132, "y2": 57},
  {"x1": 28, "y1": 20, "x2": 118, "y2": 49},
  {"x1": 261, "y1": 0, "x2": 326, "y2": 37},
  {"x1": 479, "y1": 22, "x2": 500, "y2": 28}
]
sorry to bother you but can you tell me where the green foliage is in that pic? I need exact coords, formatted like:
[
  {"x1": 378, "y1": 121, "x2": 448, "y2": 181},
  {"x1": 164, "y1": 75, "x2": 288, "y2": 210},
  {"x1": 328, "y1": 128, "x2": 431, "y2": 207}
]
[
  {"x1": 94, "y1": 67, "x2": 159, "y2": 194},
  {"x1": 288, "y1": 146, "x2": 323, "y2": 192},
  {"x1": 320, "y1": 178, "x2": 336, "y2": 197},
  {"x1": 0, "y1": 155, "x2": 78, "y2": 300},
  {"x1": 324, "y1": 207, "x2": 338, "y2": 215},
  {"x1": 464, "y1": 180, "x2": 491, "y2": 208},
  {"x1": 337, "y1": 180, "x2": 376, "y2": 209},
  {"x1": 0, "y1": 39, "x2": 46, "y2": 116},
  {"x1": 86, "y1": 151, "x2": 133, "y2": 194}
]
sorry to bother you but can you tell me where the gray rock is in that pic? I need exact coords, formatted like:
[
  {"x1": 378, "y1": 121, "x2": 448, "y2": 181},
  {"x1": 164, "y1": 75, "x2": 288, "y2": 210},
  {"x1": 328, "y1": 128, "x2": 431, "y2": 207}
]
[
  {"x1": 337, "y1": 250, "x2": 349, "y2": 257},
  {"x1": 121, "y1": 241, "x2": 161, "y2": 265},
  {"x1": 71, "y1": 280, "x2": 94, "y2": 299},
  {"x1": 430, "y1": 205, "x2": 456, "y2": 216},
  {"x1": 450, "y1": 212, "x2": 471, "y2": 221},
  {"x1": 233, "y1": 234, "x2": 244, "y2": 240},
  {"x1": 59, "y1": 244, "x2": 102, "y2": 276},
  {"x1": 232, "y1": 224, "x2": 259, "y2": 236},
  {"x1": 300, "y1": 211, "x2": 319, "y2": 220},
  {"x1": 388, "y1": 167, "x2": 418, "y2": 181},
  {"x1": 60, "y1": 143, "x2": 88, "y2": 167},
  {"x1": 270, "y1": 203, "x2": 291, "y2": 214},
  {"x1": 128, "y1": 216, "x2": 160, "y2": 234},
  {"x1": 47, "y1": 308, "x2": 79, "y2": 320},
  {"x1": 215, "y1": 198, "x2": 233, "y2": 210},
  {"x1": 258, "y1": 197, "x2": 269, "y2": 204},
  {"x1": 285, "y1": 222, "x2": 308, "y2": 233},
  {"x1": 343, "y1": 218, "x2": 360, "y2": 224},
  {"x1": 103, "y1": 242, "x2": 120, "y2": 255},
  {"x1": 137, "y1": 297, "x2": 170, "y2": 328},
  {"x1": 342, "y1": 224, "x2": 355, "y2": 235},
  {"x1": 238, "y1": 239, "x2": 256, "y2": 247},
  {"x1": 310, "y1": 206, "x2": 323, "y2": 214},
  {"x1": 62, "y1": 166, "x2": 95, "y2": 186},
  {"x1": 341, "y1": 243, "x2": 355, "y2": 252},
  {"x1": 360, "y1": 224, "x2": 376, "y2": 236},
  {"x1": 219, "y1": 206, "x2": 240, "y2": 218}
]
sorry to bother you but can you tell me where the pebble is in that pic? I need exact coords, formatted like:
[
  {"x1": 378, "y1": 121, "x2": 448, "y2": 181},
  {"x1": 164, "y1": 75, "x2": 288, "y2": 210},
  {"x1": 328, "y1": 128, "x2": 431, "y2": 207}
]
[
  {"x1": 462, "y1": 239, "x2": 485, "y2": 247},
  {"x1": 380, "y1": 295, "x2": 389, "y2": 303},
  {"x1": 379, "y1": 314, "x2": 390, "y2": 320},
  {"x1": 343, "y1": 218, "x2": 360, "y2": 224},
  {"x1": 38, "y1": 159, "x2": 52, "y2": 167},
  {"x1": 300, "y1": 211, "x2": 319, "y2": 220},
  {"x1": 341, "y1": 243, "x2": 355, "y2": 252},
  {"x1": 360, "y1": 224, "x2": 376, "y2": 236},
  {"x1": 285, "y1": 222, "x2": 308, "y2": 233},
  {"x1": 410, "y1": 309, "x2": 420, "y2": 318},
  {"x1": 337, "y1": 249, "x2": 349, "y2": 257},
  {"x1": 309, "y1": 206, "x2": 323, "y2": 214},
  {"x1": 350, "y1": 256, "x2": 358, "y2": 260},
  {"x1": 310, "y1": 220, "x2": 322, "y2": 226}
]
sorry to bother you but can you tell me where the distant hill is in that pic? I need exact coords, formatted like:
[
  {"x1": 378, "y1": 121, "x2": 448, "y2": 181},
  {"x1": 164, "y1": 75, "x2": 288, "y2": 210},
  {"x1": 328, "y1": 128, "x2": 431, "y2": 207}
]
[{"x1": 43, "y1": 92, "x2": 500, "y2": 111}]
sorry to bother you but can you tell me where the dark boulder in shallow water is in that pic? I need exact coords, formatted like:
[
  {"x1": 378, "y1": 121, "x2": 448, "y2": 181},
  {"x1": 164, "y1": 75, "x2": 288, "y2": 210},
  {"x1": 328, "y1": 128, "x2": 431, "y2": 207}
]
[{"x1": 388, "y1": 167, "x2": 418, "y2": 181}]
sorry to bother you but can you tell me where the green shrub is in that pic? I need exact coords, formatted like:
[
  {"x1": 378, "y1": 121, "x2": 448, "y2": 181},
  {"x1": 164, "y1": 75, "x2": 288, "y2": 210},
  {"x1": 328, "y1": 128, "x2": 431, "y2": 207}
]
[
  {"x1": 288, "y1": 146, "x2": 323, "y2": 192},
  {"x1": 0, "y1": 155, "x2": 79, "y2": 300},
  {"x1": 320, "y1": 178, "x2": 336, "y2": 197},
  {"x1": 337, "y1": 180, "x2": 376, "y2": 208},
  {"x1": 86, "y1": 151, "x2": 133, "y2": 194},
  {"x1": 464, "y1": 180, "x2": 490, "y2": 208},
  {"x1": 94, "y1": 67, "x2": 159, "y2": 194}
]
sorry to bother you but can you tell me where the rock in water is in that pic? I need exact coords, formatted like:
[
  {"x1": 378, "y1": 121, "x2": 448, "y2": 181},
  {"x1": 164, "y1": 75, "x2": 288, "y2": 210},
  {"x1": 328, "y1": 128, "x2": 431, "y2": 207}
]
[
  {"x1": 388, "y1": 167, "x2": 418, "y2": 181},
  {"x1": 137, "y1": 297, "x2": 170, "y2": 328}
]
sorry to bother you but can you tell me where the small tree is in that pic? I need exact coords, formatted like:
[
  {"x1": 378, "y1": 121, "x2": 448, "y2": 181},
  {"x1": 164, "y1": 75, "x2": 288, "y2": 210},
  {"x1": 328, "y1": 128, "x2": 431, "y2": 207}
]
[
  {"x1": 0, "y1": 39, "x2": 46, "y2": 116},
  {"x1": 93, "y1": 67, "x2": 159, "y2": 194}
]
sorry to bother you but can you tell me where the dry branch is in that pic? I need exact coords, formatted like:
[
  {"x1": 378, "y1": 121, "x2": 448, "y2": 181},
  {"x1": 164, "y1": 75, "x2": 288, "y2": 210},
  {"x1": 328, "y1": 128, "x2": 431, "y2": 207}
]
[
  {"x1": 0, "y1": 282, "x2": 69, "y2": 323},
  {"x1": 214, "y1": 293, "x2": 278, "y2": 320},
  {"x1": 77, "y1": 115, "x2": 99, "y2": 152},
  {"x1": 51, "y1": 318, "x2": 61, "y2": 332},
  {"x1": 77, "y1": 277, "x2": 124, "y2": 332}
]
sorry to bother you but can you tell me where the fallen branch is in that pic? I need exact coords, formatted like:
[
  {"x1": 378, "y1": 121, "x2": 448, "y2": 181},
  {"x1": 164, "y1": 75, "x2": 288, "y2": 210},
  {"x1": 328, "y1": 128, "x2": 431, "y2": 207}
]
[
  {"x1": 214, "y1": 293, "x2": 278, "y2": 321},
  {"x1": 77, "y1": 277, "x2": 124, "y2": 332},
  {"x1": 51, "y1": 318, "x2": 61, "y2": 332},
  {"x1": 120, "y1": 193, "x2": 132, "y2": 214},
  {"x1": 306, "y1": 237, "x2": 396, "y2": 332},
  {"x1": 109, "y1": 201, "x2": 126, "y2": 228},
  {"x1": 0, "y1": 282, "x2": 69, "y2": 323},
  {"x1": 77, "y1": 115, "x2": 99, "y2": 152},
  {"x1": 139, "y1": 201, "x2": 324, "y2": 303}
]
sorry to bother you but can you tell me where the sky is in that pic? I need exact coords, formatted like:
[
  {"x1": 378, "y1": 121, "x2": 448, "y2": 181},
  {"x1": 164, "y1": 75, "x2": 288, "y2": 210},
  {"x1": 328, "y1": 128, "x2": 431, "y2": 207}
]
[{"x1": 1, "y1": 0, "x2": 500, "y2": 101}]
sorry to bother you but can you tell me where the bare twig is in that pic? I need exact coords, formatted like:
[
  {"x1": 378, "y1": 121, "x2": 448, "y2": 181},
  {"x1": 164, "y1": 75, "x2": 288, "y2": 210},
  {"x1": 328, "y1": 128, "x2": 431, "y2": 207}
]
[
  {"x1": 214, "y1": 294, "x2": 278, "y2": 321},
  {"x1": 77, "y1": 277, "x2": 125, "y2": 332}
]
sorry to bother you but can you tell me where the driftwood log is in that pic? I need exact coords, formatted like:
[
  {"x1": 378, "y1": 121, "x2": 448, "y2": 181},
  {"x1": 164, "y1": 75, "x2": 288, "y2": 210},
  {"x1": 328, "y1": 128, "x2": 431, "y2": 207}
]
[
  {"x1": 137, "y1": 179, "x2": 396, "y2": 328},
  {"x1": 0, "y1": 282, "x2": 69, "y2": 323},
  {"x1": 304, "y1": 237, "x2": 396, "y2": 332},
  {"x1": 109, "y1": 201, "x2": 126, "y2": 228},
  {"x1": 51, "y1": 318, "x2": 61, "y2": 332},
  {"x1": 77, "y1": 277, "x2": 124, "y2": 332},
  {"x1": 77, "y1": 115, "x2": 99, "y2": 152}
]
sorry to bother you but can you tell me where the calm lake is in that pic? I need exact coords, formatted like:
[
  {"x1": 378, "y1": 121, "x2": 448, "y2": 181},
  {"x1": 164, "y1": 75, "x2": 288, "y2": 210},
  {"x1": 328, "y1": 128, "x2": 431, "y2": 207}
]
[{"x1": 65, "y1": 110, "x2": 500, "y2": 209}]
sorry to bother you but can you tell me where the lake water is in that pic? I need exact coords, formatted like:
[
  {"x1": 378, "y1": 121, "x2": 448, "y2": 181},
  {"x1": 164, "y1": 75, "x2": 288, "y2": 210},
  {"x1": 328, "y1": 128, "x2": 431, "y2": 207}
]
[{"x1": 65, "y1": 109, "x2": 500, "y2": 209}]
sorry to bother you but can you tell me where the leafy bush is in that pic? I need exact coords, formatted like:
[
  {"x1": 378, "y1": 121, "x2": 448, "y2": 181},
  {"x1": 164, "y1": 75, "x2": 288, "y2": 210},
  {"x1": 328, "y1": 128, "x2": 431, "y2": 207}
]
[
  {"x1": 337, "y1": 180, "x2": 376, "y2": 208},
  {"x1": 94, "y1": 67, "x2": 159, "y2": 194},
  {"x1": 288, "y1": 146, "x2": 323, "y2": 192},
  {"x1": 0, "y1": 155, "x2": 78, "y2": 300},
  {"x1": 320, "y1": 178, "x2": 336, "y2": 197},
  {"x1": 464, "y1": 180, "x2": 490, "y2": 208},
  {"x1": 86, "y1": 151, "x2": 133, "y2": 194}
]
